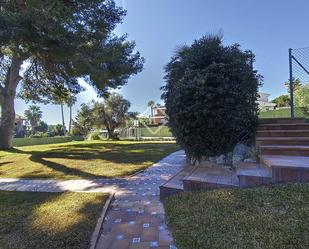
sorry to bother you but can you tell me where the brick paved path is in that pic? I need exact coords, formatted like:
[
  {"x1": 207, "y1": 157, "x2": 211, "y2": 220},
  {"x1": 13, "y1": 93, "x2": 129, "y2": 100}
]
[
  {"x1": 0, "y1": 150, "x2": 186, "y2": 249},
  {"x1": 96, "y1": 150, "x2": 186, "y2": 249}
]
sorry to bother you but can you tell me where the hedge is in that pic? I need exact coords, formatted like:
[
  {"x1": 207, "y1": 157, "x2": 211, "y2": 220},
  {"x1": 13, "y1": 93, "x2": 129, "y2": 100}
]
[{"x1": 12, "y1": 136, "x2": 84, "y2": 147}]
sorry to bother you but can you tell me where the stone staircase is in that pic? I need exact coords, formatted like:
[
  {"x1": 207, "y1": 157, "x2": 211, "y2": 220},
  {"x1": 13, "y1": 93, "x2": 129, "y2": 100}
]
[{"x1": 160, "y1": 117, "x2": 309, "y2": 198}]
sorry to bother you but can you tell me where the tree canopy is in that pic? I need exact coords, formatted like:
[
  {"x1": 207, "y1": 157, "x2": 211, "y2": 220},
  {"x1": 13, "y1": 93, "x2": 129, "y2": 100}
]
[
  {"x1": 24, "y1": 105, "x2": 42, "y2": 133},
  {"x1": 0, "y1": 0, "x2": 144, "y2": 149},
  {"x1": 162, "y1": 35, "x2": 260, "y2": 160},
  {"x1": 271, "y1": 95, "x2": 290, "y2": 108}
]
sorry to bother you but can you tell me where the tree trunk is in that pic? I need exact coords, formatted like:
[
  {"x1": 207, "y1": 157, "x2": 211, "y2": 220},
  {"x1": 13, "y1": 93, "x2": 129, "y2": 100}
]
[
  {"x1": 61, "y1": 104, "x2": 66, "y2": 136},
  {"x1": 150, "y1": 106, "x2": 154, "y2": 125},
  {"x1": 106, "y1": 127, "x2": 116, "y2": 139},
  {"x1": 0, "y1": 57, "x2": 23, "y2": 149},
  {"x1": 68, "y1": 105, "x2": 72, "y2": 135},
  {"x1": 0, "y1": 95, "x2": 15, "y2": 149}
]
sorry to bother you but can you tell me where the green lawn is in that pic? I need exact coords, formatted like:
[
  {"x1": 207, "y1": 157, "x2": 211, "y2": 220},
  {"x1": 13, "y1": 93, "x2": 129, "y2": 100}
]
[
  {"x1": 259, "y1": 107, "x2": 309, "y2": 119},
  {"x1": 0, "y1": 140, "x2": 179, "y2": 179},
  {"x1": 0, "y1": 191, "x2": 108, "y2": 249},
  {"x1": 164, "y1": 183, "x2": 309, "y2": 249}
]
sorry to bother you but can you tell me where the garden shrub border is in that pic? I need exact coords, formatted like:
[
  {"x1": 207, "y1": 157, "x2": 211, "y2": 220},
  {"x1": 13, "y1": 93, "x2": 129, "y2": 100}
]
[{"x1": 12, "y1": 136, "x2": 84, "y2": 147}]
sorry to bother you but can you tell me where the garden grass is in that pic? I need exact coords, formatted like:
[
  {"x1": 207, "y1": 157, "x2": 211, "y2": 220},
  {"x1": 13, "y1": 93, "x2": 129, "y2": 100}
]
[
  {"x1": 164, "y1": 183, "x2": 309, "y2": 249},
  {"x1": 0, "y1": 140, "x2": 179, "y2": 179},
  {"x1": 259, "y1": 107, "x2": 309, "y2": 119},
  {"x1": 0, "y1": 191, "x2": 108, "y2": 249}
]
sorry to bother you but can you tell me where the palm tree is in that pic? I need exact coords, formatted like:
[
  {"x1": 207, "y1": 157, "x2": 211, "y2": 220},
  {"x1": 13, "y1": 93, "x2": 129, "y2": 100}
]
[
  {"x1": 147, "y1": 100, "x2": 155, "y2": 124},
  {"x1": 24, "y1": 105, "x2": 43, "y2": 134}
]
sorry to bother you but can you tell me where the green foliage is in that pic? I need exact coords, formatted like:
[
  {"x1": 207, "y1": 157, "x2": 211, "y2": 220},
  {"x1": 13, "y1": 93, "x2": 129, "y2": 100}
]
[
  {"x1": 72, "y1": 104, "x2": 95, "y2": 136},
  {"x1": 259, "y1": 107, "x2": 309, "y2": 119},
  {"x1": 87, "y1": 131, "x2": 102, "y2": 141},
  {"x1": 24, "y1": 105, "x2": 43, "y2": 133},
  {"x1": 162, "y1": 35, "x2": 260, "y2": 160},
  {"x1": 271, "y1": 95, "x2": 290, "y2": 107},
  {"x1": 35, "y1": 121, "x2": 48, "y2": 133},
  {"x1": 29, "y1": 132, "x2": 49, "y2": 138},
  {"x1": 1, "y1": 0, "x2": 144, "y2": 100},
  {"x1": 284, "y1": 77, "x2": 302, "y2": 93},
  {"x1": 93, "y1": 93, "x2": 131, "y2": 139},
  {"x1": 48, "y1": 124, "x2": 65, "y2": 137},
  {"x1": 295, "y1": 84, "x2": 309, "y2": 111},
  {"x1": 0, "y1": 0, "x2": 144, "y2": 148}
]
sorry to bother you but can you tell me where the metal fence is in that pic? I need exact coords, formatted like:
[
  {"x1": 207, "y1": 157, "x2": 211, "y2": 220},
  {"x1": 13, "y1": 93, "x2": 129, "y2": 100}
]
[{"x1": 289, "y1": 46, "x2": 309, "y2": 118}]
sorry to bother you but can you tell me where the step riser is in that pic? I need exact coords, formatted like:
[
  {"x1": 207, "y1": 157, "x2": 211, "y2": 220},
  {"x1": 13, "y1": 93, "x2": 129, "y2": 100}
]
[
  {"x1": 257, "y1": 140, "x2": 309, "y2": 146},
  {"x1": 272, "y1": 167, "x2": 309, "y2": 183},
  {"x1": 183, "y1": 180, "x2": 238, "y2": 191},
  {"x1": 238, "y1": 175, "x2": 272, "y2": 188},
  {"x1": 259, "y1": 118, "x2": 305, "y2": 124},
  {"x1": 159, "y1": 186, "x2": 183, "y2": 198},
  {"x1": 257, "y1": 131, "x2": 309, "y2": 137},
  {"x1": 258, "y1": 125, "x2": 309, "y2": 131},
  {"x1": 260, "y1": 148, "x2": 309, "y2": 156}
]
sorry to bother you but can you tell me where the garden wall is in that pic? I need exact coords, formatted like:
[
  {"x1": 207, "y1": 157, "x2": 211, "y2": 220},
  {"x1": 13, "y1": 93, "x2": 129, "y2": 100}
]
[{"x1": 12, "y1": 136, "x2": 84, "y2": 147}]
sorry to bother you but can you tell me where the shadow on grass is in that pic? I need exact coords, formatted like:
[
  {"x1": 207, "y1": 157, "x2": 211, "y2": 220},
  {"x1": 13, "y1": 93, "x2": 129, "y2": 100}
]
[
  {"x1": 0, "y1": 190, "x2": 107, "y2": 249},
  {"x1": 0, "y1": 142, "x2": 179, "y2": 179},
  {"x1": 0, "y1": 161, "x2": 13, "y2": 167}
]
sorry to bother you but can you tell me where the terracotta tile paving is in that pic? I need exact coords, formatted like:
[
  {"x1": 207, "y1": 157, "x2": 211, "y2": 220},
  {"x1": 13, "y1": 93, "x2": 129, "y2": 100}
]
[{"x1": 96, "y1": 150, "x2": 186, "y2": 249}]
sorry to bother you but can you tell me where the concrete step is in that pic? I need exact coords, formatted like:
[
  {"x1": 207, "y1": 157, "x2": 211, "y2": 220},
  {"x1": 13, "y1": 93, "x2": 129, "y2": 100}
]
[
  {"x1": 258, "y1": 123, "x2": 309, "y2": 131},
  {"x1": 256, "y1": 137, "x2": 309, "y2": 146},
  {"x1": 259, "y1": 145, "x2": 309, "y2": 156},
  {"x1": 159, "y1": 164, "x2": 197, "y2": 198},
  {"x1": 236, "y1": 162, "x2": 272, "y2": 188},
  {"x1": 183, "y1": 164, "x2": 239, "y2": 191},
  {"x1": 259, "y1": 118, "x2": 305, "y2": 124},
  {"x1": 256, "y1": 130, "x2": 309, "y2": 137},
  {"x1": 260, "y1": 155, "x2": 309, "y2": 183}
]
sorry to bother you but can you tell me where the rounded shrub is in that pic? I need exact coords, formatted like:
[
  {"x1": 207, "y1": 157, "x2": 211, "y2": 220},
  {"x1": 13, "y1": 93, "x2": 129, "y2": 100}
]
[
  {"x1": 162, "y1": 35, "x2": 261, "y2": 160},
  {"x1": 87, "y1": 131, "x2": 102, "y2": 140}
]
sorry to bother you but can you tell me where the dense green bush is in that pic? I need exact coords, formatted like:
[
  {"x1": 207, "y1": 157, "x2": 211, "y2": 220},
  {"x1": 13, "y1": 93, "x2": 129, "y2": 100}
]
[
  {"x1": 162, "y1": 35, "x2": 260, "y2": 160},
  {"x1": 87, "y1": 131, "x2": 102, "y2": 140}
]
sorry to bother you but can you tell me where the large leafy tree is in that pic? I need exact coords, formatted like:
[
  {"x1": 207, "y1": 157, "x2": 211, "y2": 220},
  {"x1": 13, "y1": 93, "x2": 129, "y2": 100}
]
[
  {"x1": 0, "y1": 0, "x2": 144, "y2": 149},
  {"x1": 93, "y1": 93, "x2": 131, "y2": 139},
  {"x1": 162, "y1": 35, "x2": 261, "y2": 160},
  {"x1": 24, "y1": 105, "x2": 42, "y2": 134},
  {"x1": 271, "y1": 95, "x2": 290, "y2": 107}
]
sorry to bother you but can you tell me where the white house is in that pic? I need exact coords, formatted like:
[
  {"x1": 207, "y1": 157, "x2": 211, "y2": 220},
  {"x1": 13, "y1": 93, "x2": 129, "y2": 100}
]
[{"x1": 257, "y1": 92, "x2": 276, "y2": 111}]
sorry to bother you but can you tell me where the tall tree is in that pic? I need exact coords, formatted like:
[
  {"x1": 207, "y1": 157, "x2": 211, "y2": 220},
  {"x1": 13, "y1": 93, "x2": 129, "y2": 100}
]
[
  {"x1": 94, "y1": 93, "x2": 131, "y2": 139},
  {"x1": 67, "y1": 95, "x2": 77, "y2": 135},
  {"x1": 147, "y1": 100, "x2": 155, "y2": 124},
  {"x1": 24, "y1": 105, "x2": 42, "y2": 134},
  {"x1": 72, "y1": 103, "x2": 95, "y2": 137},
  {"x1": 284, "y1": 78, "x2": 302, "y2": 93},
  {"x1": 0, "y1": 0, "x2": 144, "y2": 149}
]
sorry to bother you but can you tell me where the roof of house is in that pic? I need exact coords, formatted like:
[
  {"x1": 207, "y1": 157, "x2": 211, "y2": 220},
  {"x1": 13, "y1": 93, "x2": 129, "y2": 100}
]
[{"x1": 0, "y1": 113, "x2": 26, "y2": 120}]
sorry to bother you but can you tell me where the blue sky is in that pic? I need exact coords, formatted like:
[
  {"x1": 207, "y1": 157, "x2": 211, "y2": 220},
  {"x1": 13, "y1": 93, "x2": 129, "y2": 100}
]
[{"x1": 15, "y1": 0, "x2": 309, "y2": 125}]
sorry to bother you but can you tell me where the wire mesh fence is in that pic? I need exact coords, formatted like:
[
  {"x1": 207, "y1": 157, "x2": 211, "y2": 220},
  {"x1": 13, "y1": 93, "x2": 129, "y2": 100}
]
[{"x1": 289, "y1": 46, "x2": 309, "y2": 118}]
